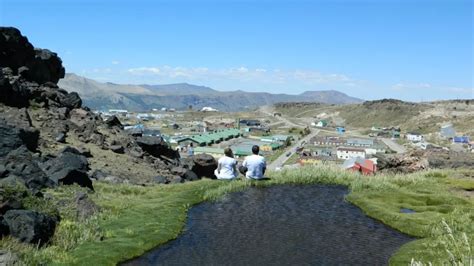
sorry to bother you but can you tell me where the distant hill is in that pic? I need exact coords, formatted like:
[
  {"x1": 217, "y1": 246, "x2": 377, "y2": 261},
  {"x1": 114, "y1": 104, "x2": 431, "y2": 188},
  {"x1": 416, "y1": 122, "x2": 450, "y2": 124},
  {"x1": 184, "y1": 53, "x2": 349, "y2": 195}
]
[
  {"x1": 58, "y1": 73, "x2": 363, "y2": 111},
  {"x1": 273, "y1": 99, "x2": 474, "y2": 136}
]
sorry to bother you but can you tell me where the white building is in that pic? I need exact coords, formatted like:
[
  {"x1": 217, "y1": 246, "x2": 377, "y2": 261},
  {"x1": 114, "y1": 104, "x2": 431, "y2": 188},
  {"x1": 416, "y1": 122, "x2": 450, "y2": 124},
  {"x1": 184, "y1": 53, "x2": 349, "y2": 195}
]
[
  {"x1": 336, "y1": 147, "x2": 366, "y2": 160},
  {"x1": 406, "y1": 132, "x2": 424, "y2": 142},
  {"x1": 201, "y1": 106, "x2": 218, "y2": 112}
]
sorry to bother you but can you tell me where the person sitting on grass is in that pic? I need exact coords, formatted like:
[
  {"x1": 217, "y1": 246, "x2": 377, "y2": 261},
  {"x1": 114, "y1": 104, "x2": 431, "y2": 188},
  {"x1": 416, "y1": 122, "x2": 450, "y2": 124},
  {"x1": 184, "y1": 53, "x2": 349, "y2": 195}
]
[
  {"x1": 239, "y1": 145, "x2": 266, "y2": 180},
  {"x1": 214, "y1": 147, "x2": 238, "y2": 180}
]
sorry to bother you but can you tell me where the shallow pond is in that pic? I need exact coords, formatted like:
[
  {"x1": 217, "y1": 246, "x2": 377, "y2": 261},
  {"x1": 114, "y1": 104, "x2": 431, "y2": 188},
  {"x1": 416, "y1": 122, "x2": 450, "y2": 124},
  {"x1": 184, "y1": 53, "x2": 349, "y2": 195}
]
[{"x1": 124, "y1": 185, "x2": 413, "y2": 265}]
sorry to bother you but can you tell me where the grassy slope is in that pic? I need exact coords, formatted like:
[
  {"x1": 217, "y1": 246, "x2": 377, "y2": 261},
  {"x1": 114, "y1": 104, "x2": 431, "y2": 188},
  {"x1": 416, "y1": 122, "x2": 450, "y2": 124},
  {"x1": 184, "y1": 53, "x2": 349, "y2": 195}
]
[
  {"x1": 275, "y1": 101, "x2": 474, "y2": 135},
  {"x1": 2, "y1": 167, "x2": 473, "y2": 265}
]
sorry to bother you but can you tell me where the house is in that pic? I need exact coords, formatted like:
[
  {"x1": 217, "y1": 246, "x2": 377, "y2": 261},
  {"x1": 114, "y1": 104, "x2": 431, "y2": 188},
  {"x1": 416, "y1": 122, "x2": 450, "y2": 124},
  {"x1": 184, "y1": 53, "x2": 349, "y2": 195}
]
[
  {"x1": 316, "y1": 120, "x2": 328, "y2": 127},
  {"x1": 453, "y1": 136, "x2": 470, "y2": 144},
  {"x1": 336, "y1": 127, "x2": 346, "y2": 134},
  {"x1": 336, "y1": 147, "x2": 366, "y2": 160},
  {"x1": 239, "y1": 119, "x2": 261, "y2": 126},
  {"x1": 246, "y1": 127, "x2": 270, "y2": 133},
  {"x1": 311, "y1": 136, "x2": 345, "y2": 146},
  {"x1": 342, "y1": 157, "x2": 376, "y2": 175},
  {"x1": 406, "y1": 132, "x2": 424, "y2": 142},
  {"x1": 391, "y1": 128, "x2": 401, "y2": 138},
  {"x1": 440, "y1": 124, "x2": 456, "y2": 139},
  {"x1": 314, "y1": 148, "x2": 333, "y2": 157},
  {"x1": 346, "y1": 138, "x2": 374, "y2": 147}
]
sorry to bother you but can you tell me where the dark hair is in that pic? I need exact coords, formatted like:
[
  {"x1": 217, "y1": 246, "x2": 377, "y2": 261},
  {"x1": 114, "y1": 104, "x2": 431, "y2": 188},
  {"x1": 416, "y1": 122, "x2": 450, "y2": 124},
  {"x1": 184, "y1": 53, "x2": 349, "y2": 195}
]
[
  {"x1": 252, "y1": 145, "x2": 259, "y2": 155},
  {"x1": 224, "y1": 147, "x2": 234, "y2": 158},
  {"x1": 189, "y1": 143, "x2": 193, "y2": 147}
]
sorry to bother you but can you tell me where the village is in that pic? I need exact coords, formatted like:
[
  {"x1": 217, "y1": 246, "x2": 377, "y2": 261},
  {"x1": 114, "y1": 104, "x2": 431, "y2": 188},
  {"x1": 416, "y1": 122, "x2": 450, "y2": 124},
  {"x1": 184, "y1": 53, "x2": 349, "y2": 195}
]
[{"x1": 93, "y1": 106, "x2": 473, "y2": 176}]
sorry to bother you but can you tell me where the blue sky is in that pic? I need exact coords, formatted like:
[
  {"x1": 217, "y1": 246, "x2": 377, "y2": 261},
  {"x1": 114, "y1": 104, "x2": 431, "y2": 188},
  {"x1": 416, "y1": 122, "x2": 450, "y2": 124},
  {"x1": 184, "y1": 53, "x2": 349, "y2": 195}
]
[{"x1": 1, "y1": 0, "x2": 472, "y2": 101}]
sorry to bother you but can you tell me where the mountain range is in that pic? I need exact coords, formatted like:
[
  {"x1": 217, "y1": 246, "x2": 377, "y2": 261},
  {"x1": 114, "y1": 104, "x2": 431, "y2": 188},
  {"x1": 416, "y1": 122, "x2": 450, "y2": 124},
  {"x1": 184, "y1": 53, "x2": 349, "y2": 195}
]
[{"x1": 58, "y1": 73, "x2": 363, "y2": 111}]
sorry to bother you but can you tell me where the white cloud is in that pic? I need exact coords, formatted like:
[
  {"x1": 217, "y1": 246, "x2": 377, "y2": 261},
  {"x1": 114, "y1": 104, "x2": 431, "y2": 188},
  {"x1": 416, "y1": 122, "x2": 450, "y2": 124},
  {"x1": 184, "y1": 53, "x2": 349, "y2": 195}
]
[
  {"x1": 392, "y1": 83, "x2": 431, "y2": 91},
  {"x1": 111, "y1": 60, "x2": 120, "y2": 65},
  {"x1": 126, "y1": 65, "x2": 358, "y2": 87},
  {"x1": 128, "y1": 67, "x2": 161, "y2": 75},
  {"x1": 447, "y1": 87, "x2": 474, "y2": 95}
]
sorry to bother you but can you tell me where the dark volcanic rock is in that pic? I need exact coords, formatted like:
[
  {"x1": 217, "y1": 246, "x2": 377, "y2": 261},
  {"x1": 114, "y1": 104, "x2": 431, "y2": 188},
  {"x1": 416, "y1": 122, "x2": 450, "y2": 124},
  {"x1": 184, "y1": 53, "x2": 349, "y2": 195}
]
[
  {"x1": 0, "y1": 109, "x2": 39, "y2": 156},
  {"x1": 0, "y1": 147, "x2": 55, "y2": 193},
  {"x1": 74, "y1": 192, "x2": 99, "y2": 221},
  {"x1": 59, "y1": 146, "x2": 92, "y2": 158},
  {"x1": 24, "y1": 48, "x2": 65, "y2": 84},
  {"x1": 41, "y1": 152, "x2": 93, "y2": 190},
  {"x1": 0, "y1": 27, "x2": 35, "y2": 71},
  {"x1": 105, "y1": 115, "x2": 123, "y2": 129},
  {"x1": 110, "y1": 145, "x2": 124, "y2": 154},
  {"x1": 136, "y1": 136, "x2": 179, "y2": 159},
  {"x1": 182, "y1": 154, "x2": 217, "y2": 179},
  {"x1": 0, "y1": 199, "x2": 22, "y2": 215},
  {"x1": 3, "y1": 209, "x2": 57, "y2": 245},
  {"x1": 153, "y1": 176, "x2": 167, "y2": 184},
  {"x1": 60, "y1": 91, "x2": 82, "y2": 109}
]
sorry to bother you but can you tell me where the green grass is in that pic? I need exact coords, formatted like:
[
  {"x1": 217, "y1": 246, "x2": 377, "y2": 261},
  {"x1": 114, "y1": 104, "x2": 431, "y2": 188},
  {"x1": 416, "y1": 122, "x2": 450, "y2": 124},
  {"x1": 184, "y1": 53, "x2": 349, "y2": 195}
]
[{"x1": 1, "y1": 167, "x2": 473, "y2": 265}]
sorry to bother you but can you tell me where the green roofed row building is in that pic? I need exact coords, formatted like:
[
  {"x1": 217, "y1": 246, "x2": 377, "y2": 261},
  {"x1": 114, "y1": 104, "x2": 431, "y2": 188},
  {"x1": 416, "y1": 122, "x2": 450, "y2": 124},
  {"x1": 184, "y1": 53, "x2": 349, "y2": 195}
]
[{"x1": 177, "y1": 128, "x2": 242, "y2": 146}]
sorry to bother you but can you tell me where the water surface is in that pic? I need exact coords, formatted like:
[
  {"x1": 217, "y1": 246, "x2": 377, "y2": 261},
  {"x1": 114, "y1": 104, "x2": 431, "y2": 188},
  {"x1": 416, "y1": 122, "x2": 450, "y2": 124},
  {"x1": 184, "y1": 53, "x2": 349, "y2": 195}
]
[{"x1": 124, "y1": 185, "x2": 413, "y2": 265}]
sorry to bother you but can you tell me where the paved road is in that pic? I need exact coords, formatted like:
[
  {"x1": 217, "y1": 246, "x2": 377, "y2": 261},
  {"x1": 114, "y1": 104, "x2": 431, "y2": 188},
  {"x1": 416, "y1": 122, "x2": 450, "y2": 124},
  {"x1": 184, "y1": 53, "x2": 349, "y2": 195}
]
[
  {"x1": 259, "y1": 105, "x2": 303, "y2": 128},
  {"x1": 381, "y1": 138, "x2": 407, "y2": 154},
  {"x1": 268, "y1": 129, "x2": 320, "y2": 170}
]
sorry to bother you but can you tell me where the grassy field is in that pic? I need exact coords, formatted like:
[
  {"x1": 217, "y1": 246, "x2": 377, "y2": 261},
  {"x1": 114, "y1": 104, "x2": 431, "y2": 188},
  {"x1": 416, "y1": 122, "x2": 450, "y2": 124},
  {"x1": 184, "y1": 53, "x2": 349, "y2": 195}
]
[{"x1": 1, "y1": 167, "x2": 473, "y2": 265}]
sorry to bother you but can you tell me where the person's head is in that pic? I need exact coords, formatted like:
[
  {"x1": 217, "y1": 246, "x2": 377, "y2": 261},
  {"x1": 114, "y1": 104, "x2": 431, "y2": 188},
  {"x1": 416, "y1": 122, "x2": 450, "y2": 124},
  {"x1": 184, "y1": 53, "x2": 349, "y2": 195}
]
[
  {"x1": 224, "y1": 147, "x2": 234, "y2": 158},
  {"x1": 189, "y1": 143, "x2": 193, "y2": 147},
  {"x1": 251, "y1": 145, "x2": 260, "y2": 155}
]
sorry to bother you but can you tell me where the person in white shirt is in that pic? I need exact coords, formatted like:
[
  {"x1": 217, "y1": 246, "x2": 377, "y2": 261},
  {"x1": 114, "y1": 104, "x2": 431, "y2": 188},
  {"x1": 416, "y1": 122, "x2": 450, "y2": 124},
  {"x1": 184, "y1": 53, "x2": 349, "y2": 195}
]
[
  {"x1": 214, "y1": 148, "x2": 238, "y2": 180},
  {"x1": 240, "y1": 145, "x2": 266, "y2": 180}
]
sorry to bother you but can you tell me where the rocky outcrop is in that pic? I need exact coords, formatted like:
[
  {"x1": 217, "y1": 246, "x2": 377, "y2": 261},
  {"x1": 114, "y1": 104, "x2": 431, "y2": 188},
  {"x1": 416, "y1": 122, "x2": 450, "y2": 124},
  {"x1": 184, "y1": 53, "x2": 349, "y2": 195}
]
[
  {"x1": 3, "y1": 209, "x2": 58, "y2": 245},
  {"x1": 136, "y1": 136, "x2": 179, "y2": 159},
  {"x1": 41, "y1": 150, "x2": 93, "y2": 190},
  {"x1": 182, "y1": 154, "x2": 217, "y2": 179},
  {"x1": 0, "y1": 147, "x2": 55, "y2": 194},
  {"x1": 74, "y1": 192, "x2": 99, "y2": 221},
  {"x1": 374, "y1": 150, "x2": 474, "y2": 173}
]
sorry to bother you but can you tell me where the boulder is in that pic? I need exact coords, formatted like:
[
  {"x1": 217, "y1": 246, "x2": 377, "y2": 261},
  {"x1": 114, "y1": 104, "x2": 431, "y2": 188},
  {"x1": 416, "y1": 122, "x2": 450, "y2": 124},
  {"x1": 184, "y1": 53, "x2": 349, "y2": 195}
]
[
  {"x1": 41, "y1": 152, "x2": 93, "y2": 190},
  {"x1": 110, "y1": 145, "x2": 124, "y2": 154},
  {"x1": 0, "y1": 147, "x2": 55, "y2": 193},
  {"x1": 55, "y1": 132, "x2": 66, "y2": 143},
  {"x1": 182, "y1": 154, "x2": 217, "y2": 179},
  {"x1": 0, "y1": 27, "x2": 35, "y2": 71},
  {"x1": 136, "y1": 136, "x2": 179, "y2": 159},
  {"x1": 0, "y1": 109, "x2": 39, "y2": 156},
  {"x1": 3, "y1": 209, "x2": 57, "y2": 245},
  {"x1": 60, "y1": 91, "x2": 81, "y2": 109},
  {"x1": 0, "y1": 199, "x2": 22, "y2": 215},
  {"x1": 127, "y1": 146, "x2": 144, "y2": 158},
  {"x1": 74, "y1": 192, "x2": 99, "y2": 221},
  {"x1": 90, "y1": 170, "x2": 107, "y2": 181},
  {"x1": 169, "y1": 176, "x2": 183, "y2": 184},
  {"x1": 59, "y1": 146, "x2": 91, "y2": 157},
  {"x1": 104, "y1": 115, "x2": 123, "y2": 129},
  {"x1": 153, "y1": 175, "x2": 167, "y2": 184},
  {"x1": 24, "y1": 48, "x2": 65, "y2": 84},
  {"x1": 171, "y1": 166, "x2": 199, "y2": 181}
]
